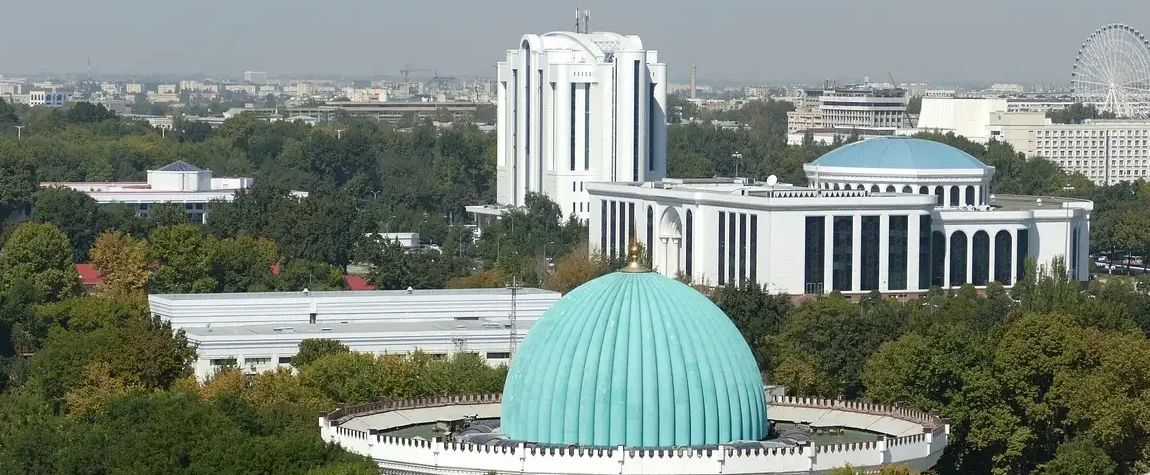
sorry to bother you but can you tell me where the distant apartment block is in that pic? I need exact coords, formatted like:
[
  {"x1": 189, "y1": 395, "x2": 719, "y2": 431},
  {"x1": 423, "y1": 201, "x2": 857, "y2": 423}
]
[
  {"x1": 786, "y1": 85, "x2": 909, "y2": 134},
  {"x1": 42, "y1": 161, "x2": 253, "y2": 224},
  {"x1": 126, "y1": 83, "x2": 144, "y2": 94},
  {"x1": 29, "y1": 91, "x2": 69, "y2": 107},
  {"x1": 244, "y1": 71, "x2": 268, "y2": 85},
  {"x1": 157, "y1": 84, "x2": 178, "y2": 94}
]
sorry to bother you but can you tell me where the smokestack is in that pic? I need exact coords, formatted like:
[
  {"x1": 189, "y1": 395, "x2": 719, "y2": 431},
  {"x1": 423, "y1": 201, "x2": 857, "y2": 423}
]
[{"x1": 690, "y1": 64, "x2": 697, "y2": 99}]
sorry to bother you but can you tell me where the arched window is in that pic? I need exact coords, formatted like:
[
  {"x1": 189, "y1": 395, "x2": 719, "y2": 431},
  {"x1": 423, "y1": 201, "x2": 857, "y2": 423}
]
[
  {"x1": 950, "y1": 231, "x2": 968, "y2": 286},
  {"x1": 646, "y1": 206, "x2": 654, "y2": 265},
  {"x1": 933, "y1": 186, "x2": 944, "y2": 206},
  {"x1": 949, "y1": 187, "x2": 960, "y2": 207},
  {"x1": 919, "y1": 186, "x2": 929, "y2": 195},
  {"x1": 870, "y1": 185, "x2": 880, "y2": 192},
  {"x1": 885, "y1": 185, "x2": 896, "y2": 193},
  {"x1": 965, "y1": 186, "x2": 975, "y2": 206},
  {"x1": 833, "y1": 183, "x2": 840, "y2": 191},
  {"x1": 972, "y1": 231, "x2": 990, "y2": 285},
  {"x1": 856, "y1": 184, "x2": 865, "y2": 191},
  {"x1": 931, "y1": 231, "x2": 946, "y2": 288},
  {"x1": 685, "y1": 210, "x2": 693, "y2": 277},
  {"x1": 902, "y1": 185, "x2": 913, "y2": 193},
  {"x1": 994, "y1": 230, "x2": 1012, "y2": 284}
]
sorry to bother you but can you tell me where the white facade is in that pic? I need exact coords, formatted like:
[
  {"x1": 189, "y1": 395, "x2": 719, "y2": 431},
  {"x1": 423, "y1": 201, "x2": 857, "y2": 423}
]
[
  {"x1": 818, "y1": 86, "x2": 909, "y2": 130},
  {"x1": 29, "y1": 90, "x2": 68, "y2": 107},
  {"x1": 245, "y1": 71, "x2": 268, "y2": 85},
  {"x1": 319, "y1": 394, "x2": 948, "y2": 475},
  {"x1": 149, "y1": 287, "x2": 561, "y2": 380},
  {"x1": 587, "y1": 146, "x2": 1092, "y2": 295},
  {"x1": 496, "y1": 30, "x2": 668, "y2": 220},
  {"x1": 42, "y1": 160, "x2": 252, "y2": 224}
]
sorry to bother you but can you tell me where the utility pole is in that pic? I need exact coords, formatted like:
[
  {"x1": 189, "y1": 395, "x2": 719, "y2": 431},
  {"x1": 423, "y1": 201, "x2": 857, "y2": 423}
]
[
  {"x1": 335, "y1": 129, "x2": 345, "y2": 140},
  {"x1": 507, "y1": 276, "x2": 522, "y2": 361},
  {"x1": 14, "y1": 125, "x2": 23, "y2": 139}
]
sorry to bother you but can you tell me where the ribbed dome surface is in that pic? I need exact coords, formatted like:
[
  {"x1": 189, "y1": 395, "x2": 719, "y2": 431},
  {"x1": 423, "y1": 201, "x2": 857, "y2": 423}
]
[
  {"x1": 501, "y1": 271, "x2": 767, "y2": 448},
  {"x1": 811, "y1": 137, "x2": 987, "y2": 170}
]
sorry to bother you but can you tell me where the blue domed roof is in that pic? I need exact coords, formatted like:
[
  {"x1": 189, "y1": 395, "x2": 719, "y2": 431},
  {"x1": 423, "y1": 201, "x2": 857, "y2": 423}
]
[
  {"x1": 501, "y1": 271, "x2": 767, "y2": 448},
  {"x1": 811, "y1": 137, "x2": 986, "y2": 170}
]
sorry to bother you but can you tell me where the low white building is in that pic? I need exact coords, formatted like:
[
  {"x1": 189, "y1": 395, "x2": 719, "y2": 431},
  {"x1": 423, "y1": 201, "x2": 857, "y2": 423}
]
[
  {"x1": 148, "y1": 288, "x2": 562, "y2": 380},
  {"x1": 42, "y1": 160, "x2": 252, "y2": 223},
  {"x1": 587, "y1": 137, "x2": 1092, "y2": 295}
]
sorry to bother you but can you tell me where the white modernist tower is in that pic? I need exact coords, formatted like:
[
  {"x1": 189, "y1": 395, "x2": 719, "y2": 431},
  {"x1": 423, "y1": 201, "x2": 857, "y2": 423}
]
[{"x1": 496, "y1": 29, "x2": 668, "y2": 220}]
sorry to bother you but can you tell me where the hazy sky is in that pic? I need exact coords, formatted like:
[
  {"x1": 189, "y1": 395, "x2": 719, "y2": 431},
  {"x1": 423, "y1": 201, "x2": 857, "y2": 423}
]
[{"x1": 4, "y1": 0, "x2": 1149, "y2": 83}]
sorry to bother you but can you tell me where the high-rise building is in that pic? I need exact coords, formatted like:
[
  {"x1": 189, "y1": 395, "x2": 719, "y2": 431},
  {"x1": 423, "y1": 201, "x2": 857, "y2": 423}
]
[
  {"x1": 244, "y1": 71, "x2": 268, "y2": 85},
  {"x1": 495, "y1": 28, "x2": 668, "y2": 220}
]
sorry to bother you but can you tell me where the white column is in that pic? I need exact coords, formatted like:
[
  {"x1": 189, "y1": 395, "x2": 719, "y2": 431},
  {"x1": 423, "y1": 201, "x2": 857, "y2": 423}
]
[
  {"x1": 988, "y1": 229, "x2": 997, "y2": 283},
  {"x1": 973, "y1": 185, "x2": 981, "y2": 206},
  {"x1": 851, "y1": 215, "x2": 862, "y2": 292},
  {"x1": 908, "y1": 214, "x2": 922, "y2": 290},
  {"x1": 823, "y1": 215, "x2": 834, "y2": 293},
  {"x1": 661, "y1": 237, "x2": 669, "y2": 274},
  {"x1": 966, "y1": 231, "x2": 974, "y2": 286},
  {"x1": 673, "y1": 238, "x2": 682, "y2": 276},
  {"x1": 879, "y1": 214, "x2": 890, "y2": 292},
  {"x1": 1081, "y1": 215, "x2": 1091, "y2": 282},
  {"x1": 1010, "y1": 228, "x2": 1019, "y2": 285},
  {"x1": 943, "y1": 231, "x2": 951, "y2": 289}
]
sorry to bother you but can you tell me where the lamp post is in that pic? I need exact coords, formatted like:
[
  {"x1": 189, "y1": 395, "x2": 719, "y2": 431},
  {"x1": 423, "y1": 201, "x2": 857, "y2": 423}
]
[
  {"x1": 385, "y1": 215, "x2": 396, "y2": 233},
  {"x1": 14, "y1": 125, "x2": 23, "y2": 140},
  {"x1": 731, "y1": 151, "x2": 743, "y2": 178},
  {"x1": 335, "y1": 129, "x2": 345, "y2": 140}
]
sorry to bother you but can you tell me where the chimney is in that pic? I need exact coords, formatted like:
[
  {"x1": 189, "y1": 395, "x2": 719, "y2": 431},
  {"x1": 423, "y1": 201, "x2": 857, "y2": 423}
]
[{"x1": 690, "y1": 64, "x2": 697, "y2": 99}]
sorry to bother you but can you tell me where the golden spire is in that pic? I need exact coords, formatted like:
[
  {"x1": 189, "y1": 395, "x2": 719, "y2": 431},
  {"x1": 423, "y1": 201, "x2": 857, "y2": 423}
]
[{"x1": 621, "y1": 234, "x2": 649, "y2": 273}]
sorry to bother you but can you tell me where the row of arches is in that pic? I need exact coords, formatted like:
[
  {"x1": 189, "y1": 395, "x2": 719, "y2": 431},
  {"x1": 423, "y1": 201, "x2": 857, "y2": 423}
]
[
  {"x1": 816, "y1": 183, "x2": 987, "y2": 208},
  {"x1": 929, "y1": 230, "x2": 1016, "y2": 287}
]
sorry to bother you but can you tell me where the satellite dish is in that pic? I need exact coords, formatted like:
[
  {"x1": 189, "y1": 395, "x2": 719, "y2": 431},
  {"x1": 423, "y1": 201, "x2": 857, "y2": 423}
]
[{"x1": 766, "y1": 175, "x2": 779, "y2": 186}]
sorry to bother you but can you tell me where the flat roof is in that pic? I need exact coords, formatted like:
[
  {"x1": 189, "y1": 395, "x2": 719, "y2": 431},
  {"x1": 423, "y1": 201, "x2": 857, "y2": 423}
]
[
  {"x1": 151, "y1": 287, "x2": 556, "y2": 301},
  {"x1": 990, "y1": 194, "x2": 1092, "y2": 211},
  {"x1": 183, "y1": 318, "x2": 532, "y2": 338}
]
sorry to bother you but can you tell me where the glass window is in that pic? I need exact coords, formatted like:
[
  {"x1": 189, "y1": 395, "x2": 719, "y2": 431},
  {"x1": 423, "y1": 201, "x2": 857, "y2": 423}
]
[
  {"x1": 888, "y1": 215, "x2": 908, "y2": 291},
  {"x1": 918, "y1": 215, "x2": 932, "y2": 290},
  {"x1": 749, "y1": 215, "x2": 758, "y2": 283},
  {"x1": 600, "y1": 201, "x2": 608, "y2": 255},
  {"x1": 950, "y1": 231, "x2": 968, "y2": 286},
  {"x1": 832, "y1": 216, "x2": 853, "y2": 292},
  {"x1": 728, "y1": 213, "x2": 736, "y2": 284},
  {"x1": 646, "y1": 206, "x2": 654, "y2": 265},
  {"x1": 994, "y1": 230, "x2": 1012, "y2": 285},
  {"x1": 632, "y1": 60, "x2": 640, "y2": 182},
  {"x1": 718, "y1": 212, "x2": 726, "y2": 285},
  {"x1": 570, "y1": 85, "x2": 577, "y2": 171},
  {"x1": 972, "y1": 231, "x2": 990, "y2": 286},
  {"x1": 1017, "y1": 229, "x2": 1029, "y2": 280},
  {"x1": 861, "y1": 216, "x2": 880, "y2": 291},
  {"x1": 685, "y1": 210, "x2": 694, "y2": 277},
  {"x1": 805, "y1": 216, "x2": 825, "y2": 294},
  {"x1": 931, "y1": 231, "x2": 946, "y2": 288},
  {"x1": 739, "y1": 214, "x2": 747, "y2": 285}
]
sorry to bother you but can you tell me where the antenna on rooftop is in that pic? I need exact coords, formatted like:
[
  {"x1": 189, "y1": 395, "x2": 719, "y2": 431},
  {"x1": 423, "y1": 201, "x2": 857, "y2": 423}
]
[
  {"x1": 506, "y1": 276, "x2": 522, "y2": 361},
  {"x1": 574, "y1": 8, "x2": 590, "y2": 34}
]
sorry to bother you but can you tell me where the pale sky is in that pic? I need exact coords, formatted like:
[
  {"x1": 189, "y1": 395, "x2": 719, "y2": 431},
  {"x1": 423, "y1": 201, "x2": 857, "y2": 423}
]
[{"x1": 3, "y1": 0, "x2": 1148, "y2": 83}]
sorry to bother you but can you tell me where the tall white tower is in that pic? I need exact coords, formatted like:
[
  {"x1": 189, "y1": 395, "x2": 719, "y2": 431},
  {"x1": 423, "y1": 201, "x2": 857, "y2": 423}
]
[{"x1": 495, "y1": 27, "x2": 668, "y2": 221}]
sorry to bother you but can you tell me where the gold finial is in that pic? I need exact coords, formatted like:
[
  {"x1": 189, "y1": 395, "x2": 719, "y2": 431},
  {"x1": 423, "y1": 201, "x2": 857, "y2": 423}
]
[{"x1": 621, "y1": 234, "x2": 649, "y2": 273}]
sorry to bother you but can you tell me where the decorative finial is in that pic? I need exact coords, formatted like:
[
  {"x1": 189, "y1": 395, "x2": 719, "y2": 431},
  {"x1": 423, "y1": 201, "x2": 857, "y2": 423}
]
[{"x1": 621, "y1": 234, "x2": 649, "y2": 273}]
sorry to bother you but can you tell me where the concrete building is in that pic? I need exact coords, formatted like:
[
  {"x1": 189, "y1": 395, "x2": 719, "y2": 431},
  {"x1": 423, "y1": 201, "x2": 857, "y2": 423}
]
[
  {"x1": 587, "y1": 137, "x2": 1092, "y2": 295},
  {"x1": 495, "y1": 29, "x2": 668, "y2": 220},
  {"x1": 125, "y1": 83, "x2": 144, "y2": 94},
  {"x1": 147, "y1": 287, "x2": 561, "y2": 380},
  {"x1": 245, "y1": 71, "x2": 268, "y2": 85},
  {"x1": 320, "y1": 263, "x2": 948, "y2": 474},
  {"x1": 819, "y1": 85, "x2": 909, "y2": 130},
  {"x1": 28, "y1": 90, "x2": 68, "y2": 107},
  {"x1": 42, "y1": 160, "x2": 252, "y2": 223}
]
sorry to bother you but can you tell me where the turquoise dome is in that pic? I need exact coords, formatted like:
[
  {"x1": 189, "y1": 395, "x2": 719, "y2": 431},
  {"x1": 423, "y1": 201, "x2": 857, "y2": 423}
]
[
  {"x1": 501, "y1": 271, "x2": 767, "y2": 448},
  {"x1": 811, "y1": 137, "x2": 986, "y2": 170}
]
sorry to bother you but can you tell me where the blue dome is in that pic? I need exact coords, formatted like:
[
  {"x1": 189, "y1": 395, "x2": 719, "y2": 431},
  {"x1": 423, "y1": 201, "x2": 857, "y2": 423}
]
[
  {"x1": 501, "y1": 270, "x2": 767, "y2": 448},
  {"x1": 811, "y1": 137, "x2": 986, "y2": 170}
]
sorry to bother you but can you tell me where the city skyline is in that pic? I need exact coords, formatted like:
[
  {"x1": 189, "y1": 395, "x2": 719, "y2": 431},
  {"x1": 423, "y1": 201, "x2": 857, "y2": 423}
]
[{"x1": 2, "y1": 0, "x2": 1148, "y2": 83}]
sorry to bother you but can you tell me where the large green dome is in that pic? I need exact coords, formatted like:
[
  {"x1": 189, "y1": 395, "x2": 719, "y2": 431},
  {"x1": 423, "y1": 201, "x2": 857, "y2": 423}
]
[{"x1": 501, "y1": 270, "x2": 767, "y2": 448}]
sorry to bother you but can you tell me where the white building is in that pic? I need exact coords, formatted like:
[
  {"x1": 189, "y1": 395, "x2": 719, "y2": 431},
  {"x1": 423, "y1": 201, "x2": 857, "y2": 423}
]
[
  {"x1": 587, "y1": 137, "x2": 1092, "y2": 295},
  {"x1": 915, "y1": 97, "x2": 1150, "y2": 185},
  {"x1": 28, "y1": 90, "x2": 68, "y2": 107},
  {"x1": 819, "y1": 85, "x2": 909, "y2": 130},
  {"x1": 495, "y1": 28, "x2": 668, "y2": 220},
  {"x1": 42, "y1": 160, "x2": 252, "y2": 223},
  {"x1": 126, "y1": 83, "x2": 144, "y2": 94},
  {"x1": 148, "y1": 288, "x2": 561, "y2": 380},
  {"x1": 245, "y1": 71, "x2": 268, "y2": 85}
]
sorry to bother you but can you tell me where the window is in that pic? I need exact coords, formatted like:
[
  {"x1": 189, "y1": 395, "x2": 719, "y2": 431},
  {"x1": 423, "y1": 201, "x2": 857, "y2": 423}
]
[
  {"x1": 861, "y1": 216, "x2": 880, "y2": 291},
  {"x1": 718, "y1": 212, "x2": 726, "y2": 285},
  {"x1": 633, "y1": 60, "x2": 640, "y2": 182},
  {"x1": 993, "y1": 228, "x2": 1012, "y2": 282},
  {"x1": 950, "y1": 231, "x2": 968, "y2": 286},
  {"x1": 245, "y1": 357, "x2": 271, "y2": 366},
  {"x1": 972, "y1": 231, "x2": 990, "y2": 286},
  {"x1": 739, "y1": 214, "x2": 748, "y2": 284},
  {"x1": 805, "y1": 216, "x2": 825, "y2": 293},
  {"x1": 210, "y1": 358, "x2": 237, "y2": 367},
  {"x1": 749, "y1": 215, "x2": 758, "y2": 283},
  {"x1": 570, "y1": 85, "x2": 577, "y2": 171},
  {"x1": 918, "y1": 215, "x2": 932, "y2": 290},
  {"x1": 685, "y1": 210, "x2": 693, "y2": 277},
  {"x1": 949, "y1": 187, "x2": 959, "y2": 207},
  {"x1": 648, "y1": 82, "x2": 656, "y2": 172},
  {"x1": 832, "y1": 216, "x2": 853, "y2": 292},
  {"x1": 486, "y1": 352, "x2": 511, "y2": 359},
  {"x1": 627, "y1": 203, "x2": 635, "y2": 250},
  {"x1": 1017, "y1": 229, "x2": 1029, "y2": 280},
  {"x1": 646, "y1": 206, "x2": 654, "y2": 265},
  {"x1": 965, "y1": 186, "x2": 975, "y2": 206},
  {"x1": 931, "y1": 231, "x2": 946, "y2": 288},
  {"x1": 601, "y1": 201, "x2": 608, "y2": 254},
  {"x1": 584, "y1": 84, "x2": 591, "y2": 170},
  {"x1": 609, "y1": 201, "x2": 617, "y2": 258},
  {"x1": 278, "y1": 356, "x2": 293, "y2": 365},
  {"x1": 728, "y1": 212, "x2": 736, "y2": 283},
  {"x1": 888, "y1": 215, "x2": 908, "y2": 291}
]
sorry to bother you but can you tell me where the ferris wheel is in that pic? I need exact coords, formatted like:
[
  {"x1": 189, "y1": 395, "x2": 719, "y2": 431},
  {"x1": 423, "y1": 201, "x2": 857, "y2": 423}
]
[{"x1": 1070, "y1": 23, "x2": 1150, "y2": 118}]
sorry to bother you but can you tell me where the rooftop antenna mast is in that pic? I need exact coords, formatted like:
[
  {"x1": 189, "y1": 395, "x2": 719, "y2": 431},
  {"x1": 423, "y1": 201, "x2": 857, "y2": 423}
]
[
  {"x1": 507, "y1": 276, "x2": 522, "y2": 361},
  {"x1": 574, "y1": 9, "x2": 590, "y2": 34}
]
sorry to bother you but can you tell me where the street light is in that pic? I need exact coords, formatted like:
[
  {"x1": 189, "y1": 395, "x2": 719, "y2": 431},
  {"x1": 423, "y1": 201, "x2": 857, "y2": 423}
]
[
  {"x1": 385, "y1": 215, "x2": 396, "y2": 233},
  {"x1": 731, "y1": 152, "x2": 743, "y2": 178},
  {"x1": 14, "y1": 125, "x2": 23, "y2": 139},
  {"x1": 543, "y1": 241, "x2": 555, "y2": 262}
]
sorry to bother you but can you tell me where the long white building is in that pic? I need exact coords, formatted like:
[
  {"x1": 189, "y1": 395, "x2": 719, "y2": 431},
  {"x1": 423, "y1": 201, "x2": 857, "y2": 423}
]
[
  {"x1": 495, "y1": 28, "x2": 668, "y2": 220},
  {"x1": 148, "y1": 288, "x2": 561, "y2": 380},
  {"x1": 587, "y1": 137, "x2": 1092, "y2": 295}
]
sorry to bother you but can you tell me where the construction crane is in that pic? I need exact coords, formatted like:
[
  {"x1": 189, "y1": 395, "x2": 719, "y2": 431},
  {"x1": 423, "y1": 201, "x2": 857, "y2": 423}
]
[
  {"x1": 888, "y1": 71, "x2": 915, "y2": 128},
  {"x1": 400, "y1": 64, "x2": 434, "y2": 84}
]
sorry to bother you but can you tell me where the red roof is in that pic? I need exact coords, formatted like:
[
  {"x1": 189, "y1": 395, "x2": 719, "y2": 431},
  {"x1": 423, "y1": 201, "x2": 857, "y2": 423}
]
[
  {"x1": 75, "y1": 264, "x2": 103, "y2": 286},
  {"x1": 271, "y1": 263, "x2": 281, "y2": 275},
  {"x1": 344, "y1": 275, "x2": 375, "y2": 291}
]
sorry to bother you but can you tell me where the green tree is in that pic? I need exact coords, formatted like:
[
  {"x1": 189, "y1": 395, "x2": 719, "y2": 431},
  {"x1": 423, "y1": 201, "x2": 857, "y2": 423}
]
[
  {"x1": 148, "y1": 224, "x2": 217, "y2": 293},
  {"x1": 149, "y1": 202, "x2": 190, "y2": 227},
  {"x1": 0, "y1": 222, "x2": 79, "y2": 301},
  {"x1": 293, "y1": 339, "x2": 350, "y2": 367},
  {"x1": 276, "y1": 260, "x2": 346, "y2": 291},
  {"x1": 712, "y1": 283, "x2": 793, "y2": 369},
  {"x1": 0, "y1": 154, "x2": 36, "y2": 220},
  {"x1": 66, "y1": 102, "x2": 117, "y2": 124},
  {"x1": 30, "y1": 187, "x2": 102, "y2": 261}
]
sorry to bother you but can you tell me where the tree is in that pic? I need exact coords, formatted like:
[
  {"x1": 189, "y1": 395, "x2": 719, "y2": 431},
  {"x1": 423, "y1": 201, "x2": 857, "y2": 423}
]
[
  {"x1": 89, "y1": 231, "x2": 151, "y2": 297},
  {"x1": 0, "y1": 98, "x2": 18, "y2": 127},
  {"x1": 543, "y1": 245, "x2": 609, "y2": 293},
  {"x1": 30, "y1": 187, "x2": 102, "y2": 262},
  {"x1": 210, "y1": 234, "x2": 278, "y2": 292},
  {"x1": 148, "y1": 224, "x2": 217, "y2": 293},
  {"x1": 0, "y1": 154, "x2": 36, "y2": 220},
  {"x1": 66, "y1": 102, "x2": 117, "y2": 124},
  {"x1": 1038, "y1": 439, "x2": 1116, "y2": 475},
  {"x1": 363, "y1": 238, "x2": 413, "y2": 290},
  {"x1": 148, "y1": 202, "x2": 189, "y2": 227},
  {"x1": 276, "y1": 260, "x2": 346, "y2": 291},
  {"x1": 712, "y1": 283, "x2": 793, "y2": 369},
  {"x1": 446, "y1": 270, "x2": 504, "y2": 289},
  {"x1": 0, "y1": 222, "x2": 79, "y2": 302},
  {"x1": 293, "y1": 339, "x2": 350, "y2": 367}
]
